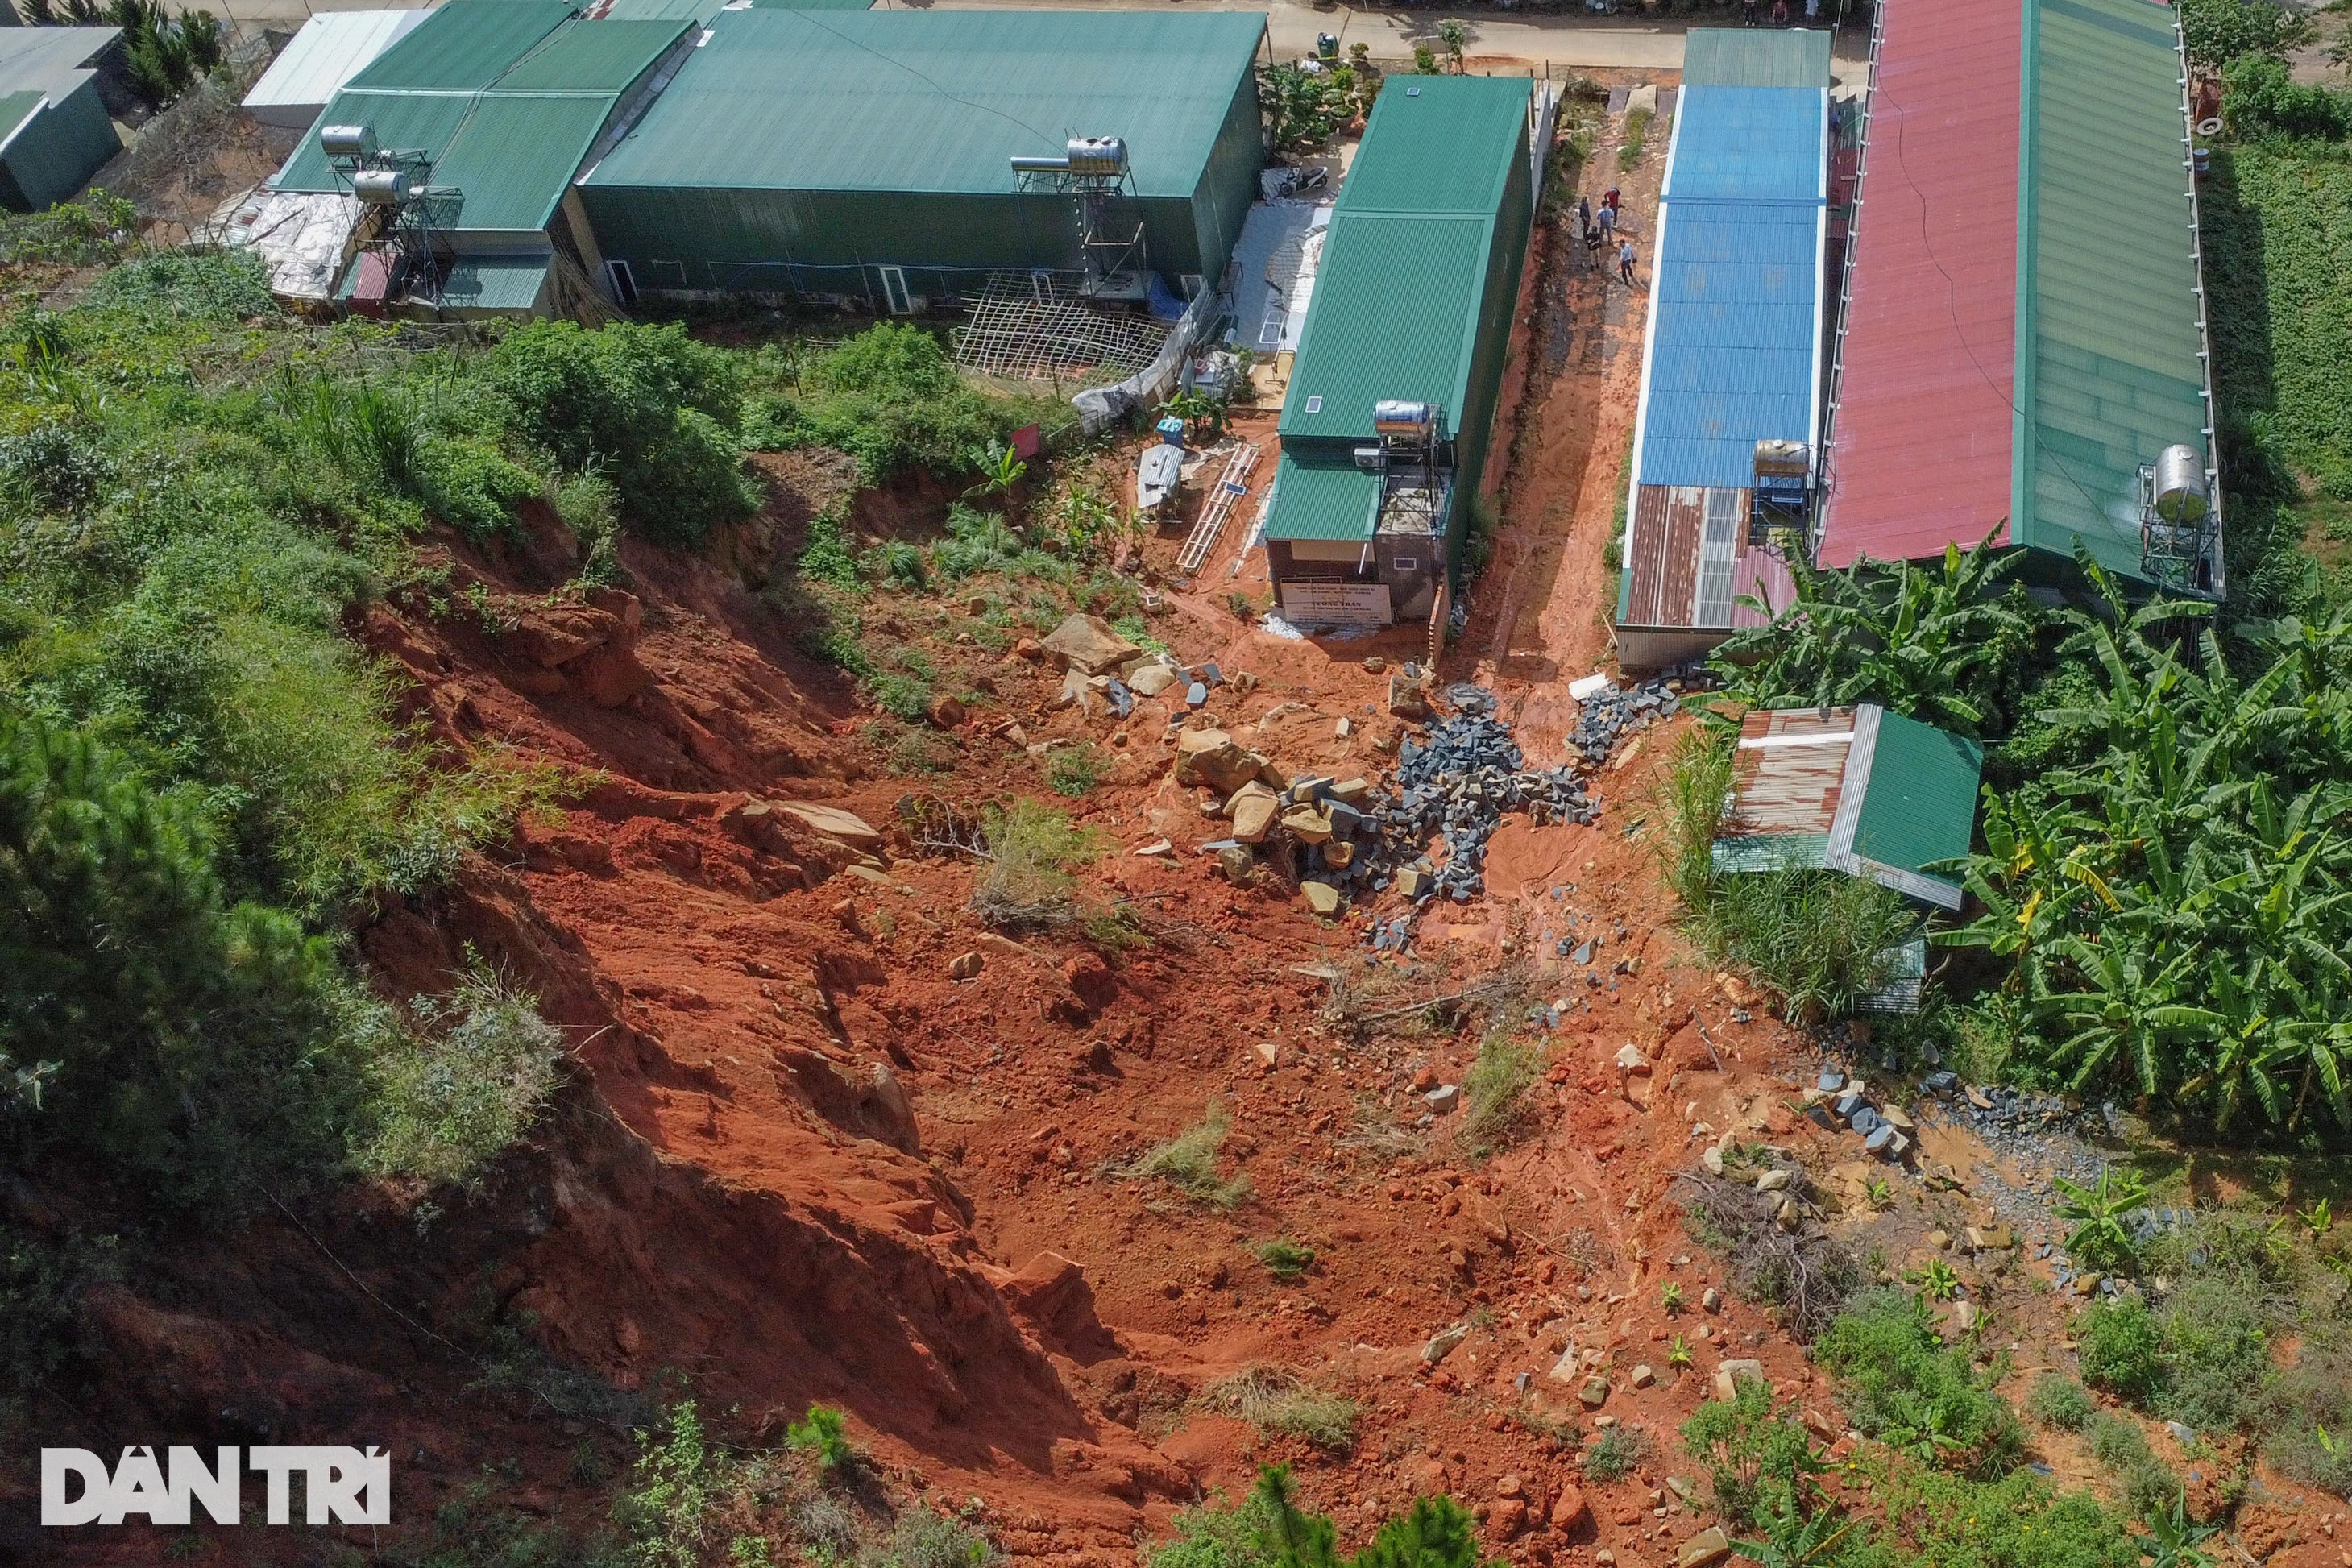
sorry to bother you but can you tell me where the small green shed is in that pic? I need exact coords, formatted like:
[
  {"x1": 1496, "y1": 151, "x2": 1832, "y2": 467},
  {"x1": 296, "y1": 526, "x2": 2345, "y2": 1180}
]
[{"x1": 1711, "y1": 703, "x2": 1984, "y2": 911}]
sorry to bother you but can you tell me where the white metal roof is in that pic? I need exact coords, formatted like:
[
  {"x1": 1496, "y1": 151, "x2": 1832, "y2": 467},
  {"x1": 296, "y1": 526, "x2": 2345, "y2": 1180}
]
[{"x1": 243, "y1": 10, "x2": 427, "y2": 121}]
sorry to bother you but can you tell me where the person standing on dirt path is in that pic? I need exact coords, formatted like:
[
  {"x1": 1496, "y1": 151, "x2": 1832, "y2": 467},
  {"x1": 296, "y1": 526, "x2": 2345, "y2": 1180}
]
[
  {"x1": 1603, "y1": 185, "x2": 1621, "y2": 214},
  {"x1": 1771, "y1": 0, "x2": 1789, "y2": 22},
  {"x1": 1618, "y1": 238, "x2": 1637, "y2": 286},
  {"x1": 1578, "y1": 194, "x2": 1592, "y2": 235},
  {"x1": 1741, "y1": 0, "x2": 1758, "y2": 24},
  {"x1": 1596, "y1": 201, "x2": 1617, "y2": 244}
]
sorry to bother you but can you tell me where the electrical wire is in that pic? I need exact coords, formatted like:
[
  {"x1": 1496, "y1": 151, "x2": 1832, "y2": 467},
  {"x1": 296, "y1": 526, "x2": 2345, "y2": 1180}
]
[{"x1": 1870, "y1": 70, "x2": 2140, "y2": 534}]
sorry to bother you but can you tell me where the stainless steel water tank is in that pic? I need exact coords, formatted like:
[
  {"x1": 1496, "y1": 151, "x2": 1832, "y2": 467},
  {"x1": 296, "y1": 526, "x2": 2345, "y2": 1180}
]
[
  {"x1": 351, "y1": 168, "x2": 411, "y2": 205},
  {"x1": 2152, "y1": 442, "x2": 2209, "y2": 523},
  {"x1": 1064, "y1": 137, "x2": 1128, "y2": 176},
  {"x1": 318, "y1": 123, "x2": 375, "y2": 160},
  {"x1": 1373, "y1": 400, "x2": 1433, "y2": 437}
]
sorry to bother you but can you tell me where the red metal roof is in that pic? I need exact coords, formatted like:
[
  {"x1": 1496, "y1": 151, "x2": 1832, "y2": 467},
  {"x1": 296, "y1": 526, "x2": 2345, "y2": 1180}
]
[{"x1": 1816, "y1": 0, "x2": 2019, "y2": 568}]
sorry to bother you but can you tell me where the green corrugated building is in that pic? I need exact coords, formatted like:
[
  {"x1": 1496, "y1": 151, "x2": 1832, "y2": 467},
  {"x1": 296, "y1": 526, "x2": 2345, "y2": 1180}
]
[
  {"x1": 0, "y1": 27, "x2": 123, "y2": 214},
  {"x1": 1261, "y1": 75, "x2": 1535, "y2": 629},
  {"x1": 269, "y1": 0, "x2": 698, "y2": 317},
  {"x1": 575, "y1": 9, "x2": 1266, "y2": 309},
  {"x1": 1711, "y1": 704, "x2": 1982, "y2": 911}
]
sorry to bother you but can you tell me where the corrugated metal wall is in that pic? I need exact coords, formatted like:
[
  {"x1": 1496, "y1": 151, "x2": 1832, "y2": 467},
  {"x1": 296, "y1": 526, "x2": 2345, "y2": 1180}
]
[
  {"x1": 2, "y1": 83, "x2": 121, "y2": 212},
  {"x1": 1189, "y1": 62, "x2": 1265, "y2": 290},
  {"x1": 576, "y1": 186, "x2": 1219, "y2": 300},
  {"x1": 1448, "y1": 120, "x2": 1533, "y2": 566}
]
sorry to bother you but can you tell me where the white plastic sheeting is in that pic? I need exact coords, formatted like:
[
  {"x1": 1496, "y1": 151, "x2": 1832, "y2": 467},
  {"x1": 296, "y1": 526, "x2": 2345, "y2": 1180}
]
[{"x1": 208, "y1": 187, "x2": 363, "y2": 302}]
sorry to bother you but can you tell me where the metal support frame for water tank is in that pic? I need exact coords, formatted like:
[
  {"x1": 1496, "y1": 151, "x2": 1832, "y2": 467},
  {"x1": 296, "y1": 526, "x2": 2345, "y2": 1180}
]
[
  {"x1": 321, "y1": 123, "x2": 461, "y2": 307},
  {"x1": 1010, "y1": 139, "x2": 1149, "y2": 297}
]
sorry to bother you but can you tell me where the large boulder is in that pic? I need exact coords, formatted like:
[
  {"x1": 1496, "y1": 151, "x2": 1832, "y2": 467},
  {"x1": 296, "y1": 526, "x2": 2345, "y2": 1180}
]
[
  {"x1": 1042, "y1": 613, "x2": 1140, "y2": 675},
  {"x1": 1172, "y1": 730, "x2": 1270, "y2": 796}
]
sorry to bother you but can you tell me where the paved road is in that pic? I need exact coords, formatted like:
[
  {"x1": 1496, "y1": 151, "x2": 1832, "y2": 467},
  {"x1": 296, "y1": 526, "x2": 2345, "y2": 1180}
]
[{"x1": 215, "y1": 0, "x2": 1869, "y2": 82}]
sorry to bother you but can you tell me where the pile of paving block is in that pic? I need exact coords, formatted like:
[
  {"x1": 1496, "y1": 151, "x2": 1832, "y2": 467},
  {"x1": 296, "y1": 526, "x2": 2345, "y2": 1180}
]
[
  {"x1": 1563, "y1": 679, "x2": 1681, "y2": 765},
  {"x1": 1383, "y1": 686, "x2": 1600, "y2": 903},
  {"x1": 1802, "y1": 1068, "x2": 1918, "y2": 1163}
]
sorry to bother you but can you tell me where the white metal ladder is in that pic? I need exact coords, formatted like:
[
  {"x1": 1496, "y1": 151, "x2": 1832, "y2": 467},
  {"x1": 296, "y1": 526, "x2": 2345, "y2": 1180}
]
[{"x1": 1177, "y1": 442, "x2": 1259, "y2": 574}]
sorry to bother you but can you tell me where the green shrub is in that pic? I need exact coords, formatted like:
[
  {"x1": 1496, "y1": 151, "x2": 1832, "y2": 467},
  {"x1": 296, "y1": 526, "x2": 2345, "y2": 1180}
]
[
  {"x1": 2181, "y1": 0, "x2": 2309, "y2": 69},
  {"x1": 798, "y1": 504, "x2": 861, "y2": 591},
  {"x1": 2027, "y1": 1375, "x2": 2098, "y2": 1432},
  {"x1": 2222, "y1": 55, "x2": 2352, "y2": 140},
  {"x1": 864, "y1": 670, "x2": 933, "y2": 724},
  {"x1": 1813, "y1": 1288, "x2": 2022, "y2": 1477},
  {"x1": 743, "y1": 324, "x2": 1027, "y2": 485},
  {"x1": 2261, "y1": 1345, "x2": 2352, "y2": 1495},
  {"x1": 884, "y1": 1506, "x2": 999, "y2": 1568},
  {"x1": 2152, "y1": 1276, "x2": 2270, "y2": 1433},
  {"x1": 2084, "y1": 1413, "x2": 2180, "y2": 1519},
  {"x1": 413, "y1": 432, "x2": 541, "y2": 541},
  {"x1": 82, "y1": 248, "x2": 271, "y2": 321},
  {"x1": 1044, "y1": 744, "x2": 1105, "y2": 797},
  {"x1": 785, "y1": 1403, "x2": 855, "y2": 1475},
  {"x1": 973, "y1": 798, "x2": 1103, "y2": 929},
  {"x1": 1583, "y1": 1424, "x2": 1651, "y2": 1482},
  {"x1": 1255, "y1": 1237, "x2": 1316, "y2": 1282},
  {"x1": 487, "y1": 320, "x2": 757, "y2": 545},
  {"x1": 1681, "y1": 1376, "x2": 1820, "y2": 1527},
  {"x1": 354, "y1": 964, "x2": 563, "y2": 1192},
  {"x1": 2079, "y1": 1300, "x2": 2167, "y2": 1406},
  {"x1": 1860, "y1": 1451, "x2": 2141, "y2": 1568},
  {"x1": 1147, "y1": 1484, "x2": 1281, "y2": 1568},
  {"x1": 0, "y1": 716, "x2": 364, "y2": 1210}
]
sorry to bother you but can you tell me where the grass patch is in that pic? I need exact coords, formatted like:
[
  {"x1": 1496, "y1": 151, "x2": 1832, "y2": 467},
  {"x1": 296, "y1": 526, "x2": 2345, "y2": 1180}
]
[
  {"x1": 2083, "y1": 1412, "x2": 2180, "y2": 1519},
  {"x1": 1126, "y1": 1102, "x2": 1253, "y2": 1210},
  {"x1": 1460, "y1": 1031, "x2": 1544, "y2": 1150},
  {"x1": 1619, "y1": 107, "x2": 1655, "y2": 170},
  {"x1": 1254, "y1": 1237, "x2": 1316, "y2": 1283},
  {"x1": 1202, "y1": 1366, "x2": 1358, "y2": 1452},
  {"x1": 1582, "y1": 1424, "x2": 1651, "y2": 1482},
  {"x1": 1656, "y1": 728, "x2": 1916, "y2": 1020}
]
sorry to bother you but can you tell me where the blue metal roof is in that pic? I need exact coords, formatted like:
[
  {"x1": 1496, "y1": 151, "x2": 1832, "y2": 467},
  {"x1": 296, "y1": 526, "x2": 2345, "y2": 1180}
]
[
  {"x1": 1632, "y1": 62, "x2": 1827, "y2": 490},
  {"x1": 1661, "y1": 86, "x2": 1825, "y2": 204}
]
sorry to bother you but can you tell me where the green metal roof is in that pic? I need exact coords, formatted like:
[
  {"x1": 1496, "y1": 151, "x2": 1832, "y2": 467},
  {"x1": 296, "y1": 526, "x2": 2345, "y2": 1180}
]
[
  {"x1": 1263, "y1": 452, "x2": 1379, "y2": 543},
  {"x1": 583, "y1": 10, "x2": 1264, "y2": 197},
  {"x1": 277, "y1": 7, "x2": 690, "y2": 234},
  {"x1": 1682, "y1": 27, "x2": 1833, "y2": 89},
  {"x1": 438, "y1": 252, "x2": 551, "y2": 311},
  {"x1": 599, "y1": 0, "x2": 730, "y2": 19},
  {"x1": 280, "y1": 89, "x2": 622, "y2": 231},
  {"x1": 1280, "y1": 212, "x2": 1492, "y2": 442},
  {"x1": 1277, "y1": 75, "x2": 1530, "y2": 446},
  {"x1": 498, "y1": 20, "x2": 689, "y2": 92},
  {"x1": 752, "y1": 0, "x2": 879, "y2": 9},
  {"x1": 0, "y1": 90, "x2": 43, "y2": 149},
  {"x1": 1848, "y1": 708, "x2": 1984, "y2": 886},
  {"x1": 1333, "y1": 75, "x2": 1526, "y2": 216},
  {"x1": 2014, "y1": 0, "x2": 2211, "y2": 581},
  {"x1": 346, "y1": 0, "x2": 572, "y2": 93}
]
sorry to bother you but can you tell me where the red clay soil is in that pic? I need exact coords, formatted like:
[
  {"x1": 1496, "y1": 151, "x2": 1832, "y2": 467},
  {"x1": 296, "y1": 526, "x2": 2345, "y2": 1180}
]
[{"x1": 22, "y1": 77, "x2": 2351, "y2": 1568}]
